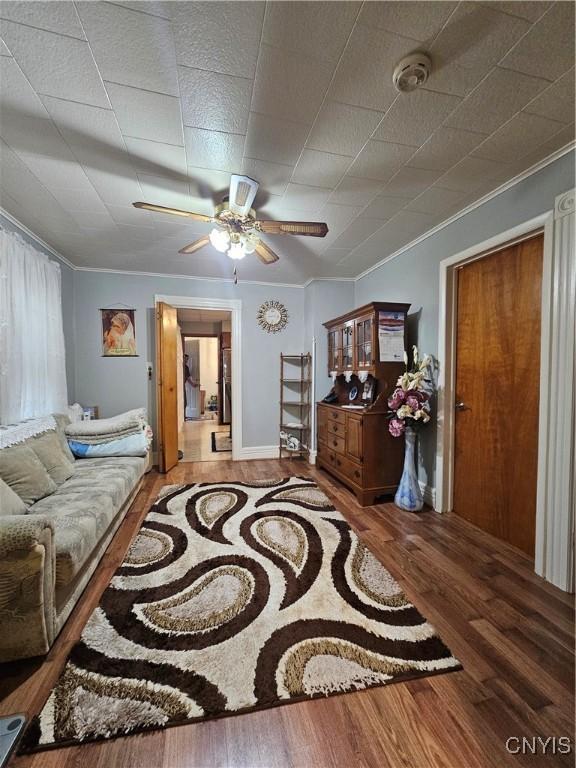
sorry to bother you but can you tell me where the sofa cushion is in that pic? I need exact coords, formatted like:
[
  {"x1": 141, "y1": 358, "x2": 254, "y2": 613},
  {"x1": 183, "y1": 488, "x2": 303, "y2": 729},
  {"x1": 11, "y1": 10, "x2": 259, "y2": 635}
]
[
  {"x1": 29, "y1": 431, "x2": 75, "y2": 486},
  {"x1": 29, "y1": 456, "x2": 145, "y2": 588},
  {"x1": 0, "y1": 477, "x2": 27, "y2": 515},
  {"x1": 0, "y1": 444, "x2": 57, "y2": 506},
  {"x1": 52, "y1": 413, "x2": 76, "y2": 463}
]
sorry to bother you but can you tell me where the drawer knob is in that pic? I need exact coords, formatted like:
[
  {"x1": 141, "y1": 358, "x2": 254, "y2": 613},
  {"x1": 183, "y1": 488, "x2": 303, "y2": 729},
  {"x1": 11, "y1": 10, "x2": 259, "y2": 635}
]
[
  {"x1": 333, "y1": 440, "x2": 338, "y2": 447},
  {"x1": 336, "y1": 459, "x2": 341, "y2": 466},
  {"x1": 355, "y1": 471, "x2": 360, "y2": 478}
]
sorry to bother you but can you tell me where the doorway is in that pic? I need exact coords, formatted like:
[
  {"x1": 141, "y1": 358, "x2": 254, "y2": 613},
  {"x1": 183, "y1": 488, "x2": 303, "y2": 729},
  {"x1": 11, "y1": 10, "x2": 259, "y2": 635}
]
[
  {"x1": 452, "y1": 234, "x2": 543, "y2": 556},
  {"x1": 155, "y1": 295, "x2": 242, "y2": 472},
  {"x1": 178, "y1": 310, "x2": 231, "y2": 462}
]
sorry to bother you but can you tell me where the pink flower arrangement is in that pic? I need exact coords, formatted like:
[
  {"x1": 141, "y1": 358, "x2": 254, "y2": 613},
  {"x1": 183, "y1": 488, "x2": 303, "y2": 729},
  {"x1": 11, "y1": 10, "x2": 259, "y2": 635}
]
[{"x1": 387, "y1": 346, "x2": 433, "y2": 437}]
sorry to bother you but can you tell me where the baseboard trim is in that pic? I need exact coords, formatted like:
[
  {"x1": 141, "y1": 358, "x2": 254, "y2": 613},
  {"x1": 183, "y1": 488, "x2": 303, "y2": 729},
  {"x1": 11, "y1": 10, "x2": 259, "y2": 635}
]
[{"x1": 237, "y1": 445, "x2": 280, "y2": 460}]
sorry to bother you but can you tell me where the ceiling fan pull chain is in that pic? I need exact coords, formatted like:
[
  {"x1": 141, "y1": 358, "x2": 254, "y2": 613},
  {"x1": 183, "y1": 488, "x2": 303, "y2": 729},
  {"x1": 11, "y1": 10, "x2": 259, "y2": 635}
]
[{"x1": 233, "y1": 266, "x2": 238, "y2": 285}]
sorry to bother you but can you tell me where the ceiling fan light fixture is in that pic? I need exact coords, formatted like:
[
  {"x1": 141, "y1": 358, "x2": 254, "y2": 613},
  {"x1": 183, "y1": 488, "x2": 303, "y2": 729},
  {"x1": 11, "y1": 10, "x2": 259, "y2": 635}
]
[
  {"x1": 228, "y1": 242, "x2": 246, "y2": 260},
  {"x1": 209, "y1": 227, "x2": 230, "y2": 253}
]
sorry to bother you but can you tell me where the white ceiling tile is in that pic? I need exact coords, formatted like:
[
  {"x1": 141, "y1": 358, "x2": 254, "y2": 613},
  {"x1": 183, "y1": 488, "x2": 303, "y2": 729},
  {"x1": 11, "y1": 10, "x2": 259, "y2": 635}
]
[
  {"x1": 329, "y1": 176, "x2": 384, "y2": 207},
  {"x1": 523, "y1": 67, "x2": 575, "y2": 125},
  {"x1": 358, "y1": 1, "x2": 458, "y2": 42},
  {"x1": 41, "y1": 96, "x2": 125, "y2": 151},
  {"x1": 187, "y1": 167, "x2": 231, "y2": 201},
  {"x1": 106, "y1": 204, "x2": 154, "y2": 227},
  {"x1": 50, "y1": 187, "x2": 108, "y2": 213},
  {"x1": 112, "y1": 2, "x2": 172, "y2": 19},
  {"x1": 106, "y1": 82, "x2": 183, "y2": 145},
  {"x1": 70, "y1": 210, "x2": 116, "y2": 230},
  {"x1": 472, "y1": 112, "x2": 567, "y2": 163},
  {"x1": 262, "y1": 1, "x2": 360, "y2": 63},
  {"x1": 292, "y1": 149, "x2": 351, "y2": 189},
  {"x1": 245, "y1": 112, "x2": 309, "y2": 165},
  {"x1": 179, "y1": 67, "x2": 252, "y2": 133},
  {"x1": 429, "y1": 4, "x2": 531, "y2": 96},
  {"x1": 378, "y1": 209, "x2": 438, "y2": 240},
  {"x1": 500, "y1": 2, "x2": 575, "y2": 82},
  {"x1": 0, "y1": 1, "x2": 86, "y2": 39},
  {"x1": 406, "y1": 186, "x2": 465, "y2": 215},
  {"x1": 347, "y1": 140, "x2": 417, "y2": 182},
  {"x1": 437, "y1": 156, "x2": 515, "y2": 192},
  {"x1": 0, "y1": 56, "x2": 48, "y2": 119},
  {"x1": 184, "y1": 127, "x2": 244, "y2": 173},
  {"x1": 373, "y1": 89, "x2": 461, "y2": 147},
  {"x1": 480, "y1": 2, "x2": 552, "y2": 22},
  {"x1": 381, "y1": 166, "x2": 443, "y2": 198},
  {"x1": 1, "y1": 110, "x2": 73, "y2": 161},
  {"x1": 315, "y1": 202, "x2": 364, "y2": 239},
  {"x1": 360, "y1": 195, "x2": 411, "y2": 220},
  {"x1": 331, "y1": 218, "x2": 385, "y2": 250},
  {"x1": 1, "y1": 21, "x2": 110, "y2": 108},
  {"x1": 171, "y1": 1, "x2": 264, "y2": 78},
  {"x1": 124, "y1": 136, "x2": 187, "y2": 177},
  {"x1": 81, "y1": 167, "x2": 143, "y2": 207},
  {"x1": 281, "y1": 183, "x2": 332, "y2": 212},
  {"x1": 251, "y1": 43, "x2": 333, "y2": 126},
  {"x1": 328, "y1": 24, "x2": 418, "y2": 111},
  {"x1": 76, "y1": 2, "x2": 178, "y2": 96},
  {"x1": 18, "y1": 152, "x2": 93, "y2": 191},
  {"x1": 0, "y1": 39, "x2": 11, "y2": 55},
  {"x1": 307, "y1": 102, "x2": 383, "y2": 156},
  {"x1": 407, "y1": 126, "x2": 487, "y2": 172},
  {"x1": 241, "y1": 158, "x2": 293, "y2": 197},
  {"x1": 444, "y1": 67, "x2": 550, "y2": 134},
  {"x1": 505, "y1": 123, "x2": 575, "y2": 173}
]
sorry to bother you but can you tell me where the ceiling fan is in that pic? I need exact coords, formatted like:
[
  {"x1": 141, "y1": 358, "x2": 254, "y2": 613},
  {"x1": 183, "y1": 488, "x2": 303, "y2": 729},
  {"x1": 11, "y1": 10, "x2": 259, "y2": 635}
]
[{"x1": 133, "y1": 174, "x2": 328, "y2": 266}]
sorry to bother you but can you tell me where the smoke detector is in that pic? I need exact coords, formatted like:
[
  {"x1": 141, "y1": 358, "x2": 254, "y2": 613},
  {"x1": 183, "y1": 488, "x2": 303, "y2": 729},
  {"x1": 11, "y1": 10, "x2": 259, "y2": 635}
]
[{"x1": 393, "y1": 53, "x2": 432, "y2": 93}]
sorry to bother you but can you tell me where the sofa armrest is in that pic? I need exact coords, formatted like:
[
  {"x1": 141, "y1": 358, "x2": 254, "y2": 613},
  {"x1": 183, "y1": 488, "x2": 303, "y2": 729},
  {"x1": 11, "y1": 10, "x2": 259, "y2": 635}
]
[{"x1": 0, "y1": 515, "x2": 56, "y2": 661}]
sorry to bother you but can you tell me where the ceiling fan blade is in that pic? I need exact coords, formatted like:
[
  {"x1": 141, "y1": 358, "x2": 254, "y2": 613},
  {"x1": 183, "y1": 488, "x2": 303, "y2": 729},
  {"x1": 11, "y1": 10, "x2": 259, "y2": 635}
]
[
  {"x1": 133, "y1": 201, "x2": 213, "y2": 222},
  {"x1": 255, "y1": 220, "x2": 328, "y2": 237},
  {"x1": 255, "y1": 241, "x2": 279, "y2": 264},
  {"x1": 178, "y1": 236, "x2": 210, "y2": 255},
  {"x1": 228, "y1": 175, "x2": 259, "y2": 217}
]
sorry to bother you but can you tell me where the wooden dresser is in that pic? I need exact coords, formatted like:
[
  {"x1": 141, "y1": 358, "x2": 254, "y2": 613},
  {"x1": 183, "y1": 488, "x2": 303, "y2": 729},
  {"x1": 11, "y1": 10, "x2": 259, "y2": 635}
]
[{"x1": 316, "y1": 301, "x2": 410, "y2": 506}]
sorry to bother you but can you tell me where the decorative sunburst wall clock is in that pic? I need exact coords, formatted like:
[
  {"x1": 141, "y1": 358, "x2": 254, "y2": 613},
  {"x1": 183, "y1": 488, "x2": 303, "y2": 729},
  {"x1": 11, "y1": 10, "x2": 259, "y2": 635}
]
[{"x1": 257, "y1": 300, "x2": 288, "y2": 334}]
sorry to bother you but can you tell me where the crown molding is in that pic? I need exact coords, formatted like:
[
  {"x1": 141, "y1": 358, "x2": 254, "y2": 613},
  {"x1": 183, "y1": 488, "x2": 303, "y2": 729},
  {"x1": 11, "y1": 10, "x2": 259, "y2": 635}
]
[
  {"x1": 74, "y1": 265, "x2": 305, "y2": 289},
  {"x1": 354, "y1": 142, "x2": 575, "y2": 282},
  {"x1": 302, "y1": 277, "x2": 356, "y2": 287},
  {"x1": 0, "y1": 206, "x2": 76, "y2": 269}
]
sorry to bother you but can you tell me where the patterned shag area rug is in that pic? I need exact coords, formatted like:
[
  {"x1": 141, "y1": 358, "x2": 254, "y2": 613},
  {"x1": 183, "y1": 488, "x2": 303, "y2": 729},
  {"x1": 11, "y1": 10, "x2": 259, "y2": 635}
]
[{"x1": 21, "y1": 477, "x2": 461, "y2": 753}]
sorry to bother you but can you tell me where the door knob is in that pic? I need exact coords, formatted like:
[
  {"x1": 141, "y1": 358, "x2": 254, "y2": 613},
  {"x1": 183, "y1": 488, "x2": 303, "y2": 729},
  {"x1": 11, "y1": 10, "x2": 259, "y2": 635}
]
[{"x1": 455, "y1": 401, "x2": 468, "y2": 411}]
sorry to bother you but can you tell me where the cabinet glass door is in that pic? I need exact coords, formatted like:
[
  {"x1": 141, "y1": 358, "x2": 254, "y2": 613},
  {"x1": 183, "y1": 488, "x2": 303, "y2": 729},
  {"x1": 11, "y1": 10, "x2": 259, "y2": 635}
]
[
  {"x1": 342, "y1": 323, "x2": 354, "y2": 369},
  {"x1": 327, "y1": 329, "x2": 340, "y2": 371},
  {"x1": 355, "y1": 316, "x2": 373, "y2": 368}
]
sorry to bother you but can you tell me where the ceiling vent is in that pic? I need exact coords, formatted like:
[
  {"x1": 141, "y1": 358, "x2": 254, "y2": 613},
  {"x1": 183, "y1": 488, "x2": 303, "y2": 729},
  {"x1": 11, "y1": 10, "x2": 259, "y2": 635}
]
[{"x1": 393, "y1": 53, "x2": 432, "y2": 93}]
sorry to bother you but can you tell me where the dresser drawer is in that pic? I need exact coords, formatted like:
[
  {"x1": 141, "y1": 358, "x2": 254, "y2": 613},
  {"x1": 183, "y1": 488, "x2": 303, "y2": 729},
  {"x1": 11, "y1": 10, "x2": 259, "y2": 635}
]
[
  {"x1": 325, "y1": 433, "x2": 345, "y2": 454},
  {"x1": 318, "y1": 442, "x2": 363, "y2": 485},
  {"x1": 326, "y1": 408, "x2": 346, "y2": 426},
  {"x1": 324, "y1": 419, "x2": 345, "y2": 438}
]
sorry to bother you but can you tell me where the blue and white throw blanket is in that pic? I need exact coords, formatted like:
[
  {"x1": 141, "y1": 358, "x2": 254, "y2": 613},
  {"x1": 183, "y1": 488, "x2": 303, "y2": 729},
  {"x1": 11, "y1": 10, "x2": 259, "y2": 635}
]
[{"x1": 65, "y1": 409, "x2": 152, "y2": 458}]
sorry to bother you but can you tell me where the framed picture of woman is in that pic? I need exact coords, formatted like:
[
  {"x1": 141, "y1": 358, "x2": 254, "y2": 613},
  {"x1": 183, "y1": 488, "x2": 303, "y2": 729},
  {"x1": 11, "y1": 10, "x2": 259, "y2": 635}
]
[{"x1": 101, "y1": 309, "x2": 137, "y2": 356}]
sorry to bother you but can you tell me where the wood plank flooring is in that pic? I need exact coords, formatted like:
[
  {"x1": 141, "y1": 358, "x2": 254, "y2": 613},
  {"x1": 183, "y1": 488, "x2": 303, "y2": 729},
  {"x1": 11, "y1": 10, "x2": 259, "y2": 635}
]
[{"x1": 1, "y1": 459, "x2": 573, "y2": 768}]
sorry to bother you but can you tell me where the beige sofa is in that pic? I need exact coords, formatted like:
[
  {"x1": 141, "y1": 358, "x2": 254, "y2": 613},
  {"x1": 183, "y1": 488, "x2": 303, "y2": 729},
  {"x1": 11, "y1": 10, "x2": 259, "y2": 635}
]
[{"x1": 0, "y1": 417, "x2": 146, "y2": 663}]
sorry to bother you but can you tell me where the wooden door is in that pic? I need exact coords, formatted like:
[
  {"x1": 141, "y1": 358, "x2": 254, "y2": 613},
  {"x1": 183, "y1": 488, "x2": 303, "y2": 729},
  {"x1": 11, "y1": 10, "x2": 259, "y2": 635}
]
[
  {"x1": 453, "y1": 234, "x2": 543, "y2": 556},
  {"x1": 156, "y1": 301, "x2": 179, "y2": 473},
  {"x1": 346, "y1": 416, "x2": 363, "y2": 462}
]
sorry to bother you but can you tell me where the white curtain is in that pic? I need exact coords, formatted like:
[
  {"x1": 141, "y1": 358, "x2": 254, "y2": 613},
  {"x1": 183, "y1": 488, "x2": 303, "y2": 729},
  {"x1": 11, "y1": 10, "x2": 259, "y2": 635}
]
[{"x1": 0, "y1": 228, "x2": 68, "y2": 424}]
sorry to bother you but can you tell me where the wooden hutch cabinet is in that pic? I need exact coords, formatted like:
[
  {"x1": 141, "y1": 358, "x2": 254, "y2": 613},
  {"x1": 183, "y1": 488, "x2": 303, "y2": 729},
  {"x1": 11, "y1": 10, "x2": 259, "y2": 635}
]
[{"x1": 317, "y1": 302, "x2": 410, "y2": 506}]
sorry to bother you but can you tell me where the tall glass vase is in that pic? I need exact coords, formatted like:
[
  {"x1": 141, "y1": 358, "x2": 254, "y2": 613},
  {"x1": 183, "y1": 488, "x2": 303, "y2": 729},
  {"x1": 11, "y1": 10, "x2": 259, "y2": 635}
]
[{"x1": 394, "y1": 425, "x2": 423, "y2": 512}]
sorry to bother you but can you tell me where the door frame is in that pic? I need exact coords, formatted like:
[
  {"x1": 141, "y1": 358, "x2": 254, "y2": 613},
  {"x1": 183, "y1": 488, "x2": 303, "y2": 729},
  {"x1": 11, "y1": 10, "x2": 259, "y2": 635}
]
[
  {"x1": 155, "y1": 295, "x2": 241, "y2": 460},
  {"x1": 435, "y1": 204, "x2": 576, "y2": 590}
]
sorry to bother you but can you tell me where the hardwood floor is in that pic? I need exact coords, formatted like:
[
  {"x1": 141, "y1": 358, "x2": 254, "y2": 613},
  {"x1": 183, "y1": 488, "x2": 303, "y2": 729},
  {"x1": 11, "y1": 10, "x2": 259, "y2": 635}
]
[
  {"x1": 179, "y1": 418, "x2": 230, "y2": 462},
  {"x1": 1, "y1": 459, "x2": 574, "y2": 768}
]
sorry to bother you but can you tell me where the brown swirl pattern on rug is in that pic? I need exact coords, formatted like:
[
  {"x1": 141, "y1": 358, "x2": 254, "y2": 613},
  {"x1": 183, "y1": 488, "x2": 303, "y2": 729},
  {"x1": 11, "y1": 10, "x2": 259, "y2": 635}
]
[{"x1": 21, "y1": 477, "x2": 461, "y2": 752}]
